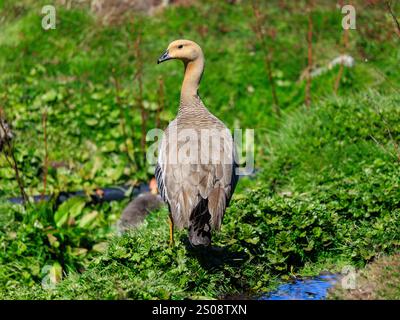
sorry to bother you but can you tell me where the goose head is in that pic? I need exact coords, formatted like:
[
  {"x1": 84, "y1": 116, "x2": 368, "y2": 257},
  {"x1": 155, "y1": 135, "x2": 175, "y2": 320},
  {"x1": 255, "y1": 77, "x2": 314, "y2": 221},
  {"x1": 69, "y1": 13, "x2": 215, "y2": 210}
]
[{"x1": 157, "y1": 39, "x2": 203, "y2": 64}]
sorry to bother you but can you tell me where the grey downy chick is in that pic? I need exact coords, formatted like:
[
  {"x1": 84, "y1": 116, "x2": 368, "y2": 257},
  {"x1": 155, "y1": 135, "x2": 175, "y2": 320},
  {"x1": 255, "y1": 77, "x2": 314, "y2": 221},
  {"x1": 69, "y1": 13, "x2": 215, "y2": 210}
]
[{"x1": 116, "y1": 192, "x2": 164, "y2": 235}]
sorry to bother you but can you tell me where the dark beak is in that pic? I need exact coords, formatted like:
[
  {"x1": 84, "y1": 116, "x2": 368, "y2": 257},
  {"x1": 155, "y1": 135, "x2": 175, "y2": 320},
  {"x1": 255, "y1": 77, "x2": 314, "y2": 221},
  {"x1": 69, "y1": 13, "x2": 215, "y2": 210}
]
[{"x1": 157, "y1": 50, "x2": 171, "y2": 64}]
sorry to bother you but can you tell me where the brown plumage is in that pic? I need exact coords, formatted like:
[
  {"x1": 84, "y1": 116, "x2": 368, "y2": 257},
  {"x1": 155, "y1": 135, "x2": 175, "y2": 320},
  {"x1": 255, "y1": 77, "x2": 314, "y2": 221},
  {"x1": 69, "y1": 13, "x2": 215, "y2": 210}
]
[{"x1": 156, "y1": 39, "x2": 238, "y2": 247}]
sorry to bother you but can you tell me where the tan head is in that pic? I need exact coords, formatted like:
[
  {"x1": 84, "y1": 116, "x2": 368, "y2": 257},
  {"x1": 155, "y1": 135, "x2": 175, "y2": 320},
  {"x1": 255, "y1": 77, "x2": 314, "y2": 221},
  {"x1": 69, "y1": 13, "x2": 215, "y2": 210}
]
[{"x1": 157, "y1": 39, "x2": 203, "y2": 64}]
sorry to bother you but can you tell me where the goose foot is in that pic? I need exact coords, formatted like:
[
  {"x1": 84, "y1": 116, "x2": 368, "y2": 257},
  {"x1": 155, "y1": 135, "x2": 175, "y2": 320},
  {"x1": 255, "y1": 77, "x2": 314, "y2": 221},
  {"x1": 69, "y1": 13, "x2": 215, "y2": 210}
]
[{"x1": 168, "y1": 214, "x2": 174, "y2": 246}]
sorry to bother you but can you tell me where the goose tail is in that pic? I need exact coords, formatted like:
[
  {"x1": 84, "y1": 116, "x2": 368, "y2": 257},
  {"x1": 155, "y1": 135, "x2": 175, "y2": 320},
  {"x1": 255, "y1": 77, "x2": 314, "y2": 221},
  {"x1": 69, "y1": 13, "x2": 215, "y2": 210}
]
[{"x1": 188, "y1": 198, "x2": 211, "y2": 247}]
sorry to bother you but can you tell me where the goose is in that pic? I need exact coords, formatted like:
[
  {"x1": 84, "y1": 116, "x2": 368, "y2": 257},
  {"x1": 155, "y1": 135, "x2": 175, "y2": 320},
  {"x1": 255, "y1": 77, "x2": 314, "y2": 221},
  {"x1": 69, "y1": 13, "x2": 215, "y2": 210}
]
[
  {"x1": 116, "y1": 178, "x2": 163, "y2": 235},
  {"x1": 156, "y1": 39, "x2": 238, "y2": 247}
]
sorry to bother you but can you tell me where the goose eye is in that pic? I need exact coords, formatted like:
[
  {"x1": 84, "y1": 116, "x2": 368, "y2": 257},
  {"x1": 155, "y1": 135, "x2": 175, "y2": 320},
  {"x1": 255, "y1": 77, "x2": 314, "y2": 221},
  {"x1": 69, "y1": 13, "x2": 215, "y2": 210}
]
[{"x1": 178, "y1": 45, "x2": 183, "y2": 49}]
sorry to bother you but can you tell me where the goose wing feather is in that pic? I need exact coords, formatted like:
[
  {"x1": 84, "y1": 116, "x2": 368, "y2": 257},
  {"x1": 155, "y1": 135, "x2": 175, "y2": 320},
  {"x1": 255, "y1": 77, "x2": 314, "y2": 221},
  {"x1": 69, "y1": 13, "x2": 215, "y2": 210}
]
[{"x1": 156, "y1": 120, "x2": 237, "y2": 230}]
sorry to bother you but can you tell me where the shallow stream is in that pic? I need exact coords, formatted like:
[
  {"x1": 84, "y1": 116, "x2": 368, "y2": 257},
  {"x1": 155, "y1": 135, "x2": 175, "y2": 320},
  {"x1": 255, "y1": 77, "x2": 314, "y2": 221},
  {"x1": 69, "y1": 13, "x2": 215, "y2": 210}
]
[{"x1": 261, "y1": 274, "x2": 339, "y2": 300}]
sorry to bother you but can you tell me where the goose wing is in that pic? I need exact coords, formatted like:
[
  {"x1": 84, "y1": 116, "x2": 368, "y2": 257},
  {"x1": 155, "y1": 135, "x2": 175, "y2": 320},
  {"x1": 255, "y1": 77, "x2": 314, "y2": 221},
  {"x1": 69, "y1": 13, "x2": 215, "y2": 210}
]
[
  {"x1": 155, "y1": 122, "x2": 237, "y2": 230},
  {"x1": 197, "y1": 128, "x2": 238, "y2": 230}
]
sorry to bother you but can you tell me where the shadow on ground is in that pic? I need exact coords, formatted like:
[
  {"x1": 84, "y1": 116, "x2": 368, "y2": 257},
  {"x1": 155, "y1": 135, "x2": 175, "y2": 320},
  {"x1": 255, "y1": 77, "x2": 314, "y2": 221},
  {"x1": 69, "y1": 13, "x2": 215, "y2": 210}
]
[{"x1": 181, "y1": 236, "x2": 249, "y2": 271}]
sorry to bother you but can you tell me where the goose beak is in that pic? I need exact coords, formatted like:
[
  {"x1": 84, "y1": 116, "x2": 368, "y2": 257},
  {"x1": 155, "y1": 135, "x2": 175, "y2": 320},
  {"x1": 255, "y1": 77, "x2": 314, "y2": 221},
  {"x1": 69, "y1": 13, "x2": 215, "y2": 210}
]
[{"x1": 157, "y1": 50, "x2": 171, "y2": 64}]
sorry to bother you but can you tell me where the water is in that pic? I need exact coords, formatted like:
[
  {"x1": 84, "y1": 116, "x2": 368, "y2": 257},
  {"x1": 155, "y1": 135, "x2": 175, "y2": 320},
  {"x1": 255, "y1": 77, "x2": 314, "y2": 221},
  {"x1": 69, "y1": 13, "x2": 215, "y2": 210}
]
[{"x1": 261, "y1": 274, "x2": 339, "y2": 300}]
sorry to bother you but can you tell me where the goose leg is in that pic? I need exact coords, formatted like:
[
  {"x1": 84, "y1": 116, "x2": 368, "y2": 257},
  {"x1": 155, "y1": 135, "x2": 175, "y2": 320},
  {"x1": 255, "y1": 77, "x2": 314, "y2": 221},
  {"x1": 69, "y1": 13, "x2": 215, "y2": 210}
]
[{"x1": 168, "y1": 213, "x2": 174, "y2": 246}]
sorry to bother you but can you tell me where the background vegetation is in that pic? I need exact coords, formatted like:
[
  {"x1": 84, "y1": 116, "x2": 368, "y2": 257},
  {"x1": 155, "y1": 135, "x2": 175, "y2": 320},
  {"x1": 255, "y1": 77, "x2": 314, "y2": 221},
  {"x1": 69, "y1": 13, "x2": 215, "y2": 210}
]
[{"x1": 0, "y1": 0, "x2": 399, "y2": 299}]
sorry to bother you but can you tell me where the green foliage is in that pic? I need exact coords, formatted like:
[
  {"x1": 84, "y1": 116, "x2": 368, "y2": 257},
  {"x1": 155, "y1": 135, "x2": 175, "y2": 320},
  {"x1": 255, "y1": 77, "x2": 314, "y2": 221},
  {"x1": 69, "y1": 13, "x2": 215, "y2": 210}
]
[
  {"x1": 221, "y1": 92, "x2": 400, "y2": 276},
  {"x1": 2, "y1": 91, "x2": 399, "y2": 299},
  {"x1": 54, "y1": 197, "x2": 86, "y2": 227},
  {"x1": 1, "y1": 0, "x2": 399, "y2": 197},
  {"x1": 0, "y1": 198, "x2": 125, "y2": 292},
  {"x1": 0, "y1": 207, "x2": 270, "y2": 299},
  {"x1": 0, "y1": 0, "x2": 399, "y2": 299}
]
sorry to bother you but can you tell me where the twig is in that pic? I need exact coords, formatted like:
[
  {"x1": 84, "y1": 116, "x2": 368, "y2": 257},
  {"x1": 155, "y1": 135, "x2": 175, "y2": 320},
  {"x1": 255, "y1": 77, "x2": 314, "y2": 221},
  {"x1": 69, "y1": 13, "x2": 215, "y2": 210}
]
[
  {"x1": 133, "y1": 26, "x2": 147, "y2": 163},
  {"x1": 370, "y1": 134, "x2": 399, "y2": 162},
  {"x1": 251, "y1": 0, "x2": 281, "y2": 117},
  {"x1": 334, "y1": 0, "x2": 350, "y2": 95},
  {"x1": 0, "y1": 111, "x2": 29, "y2": 205},
  {"x1": 278, "y1": 0, "x2": 286, "y2": 9},
  {"x1": 386, "y1": 1, "x2": 400, "y2": 38},
  {"x1": 305, "y1": 0, "x2": 314, "y2": 109},
  {"x1": 370, "y1": 105, "x2": 400, "y2": 162},
  {"x1": 112, "y1": 69, "x2": 135, "y2": 166},
  {"x1": 41, "y1": 109, "x2": 49, "y2": 200}
]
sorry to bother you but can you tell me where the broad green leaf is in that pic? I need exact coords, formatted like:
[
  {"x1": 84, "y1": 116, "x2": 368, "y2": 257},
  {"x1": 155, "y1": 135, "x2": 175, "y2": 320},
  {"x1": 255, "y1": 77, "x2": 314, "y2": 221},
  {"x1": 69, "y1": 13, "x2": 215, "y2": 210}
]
[
  {"x1": 78, "y1": 210, "x2": 99, "y2": 228},
  {"x1": 85, "y1": 118, "x2": 98, "y2": 126},
  {"x1": 41, "y1": 89, "x2": 57, "y2": 102},
  {"x1": 54, "y1": 197, "x2": 86, "y2": 228},
  {"x1": 92, "y1": 242, "x2": 108, "y2": 253}
]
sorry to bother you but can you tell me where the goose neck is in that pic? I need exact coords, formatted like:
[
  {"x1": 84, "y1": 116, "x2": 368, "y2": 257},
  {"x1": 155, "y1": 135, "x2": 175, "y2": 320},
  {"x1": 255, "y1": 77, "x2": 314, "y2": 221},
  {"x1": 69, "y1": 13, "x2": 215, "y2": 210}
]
[{"x1": 180, "y1": 57, "x2": 204, "y2": 106}]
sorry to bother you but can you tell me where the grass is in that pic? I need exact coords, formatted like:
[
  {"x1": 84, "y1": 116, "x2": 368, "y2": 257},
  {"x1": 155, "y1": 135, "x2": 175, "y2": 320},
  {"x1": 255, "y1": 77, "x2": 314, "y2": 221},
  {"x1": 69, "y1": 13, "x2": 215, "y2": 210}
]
[
  {"x1": 1, "y1": 0, "x2": 399, "y2": 197},
  {"x1": 0, "y1": 0, "x2": 399, "y2": 299},
  {"x1": 329, "y1": 254, "x2": 400, "y2": 300},
  {"x1": 2, "y1": 91, "x2": 399, "y2": 299}
]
